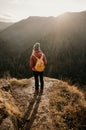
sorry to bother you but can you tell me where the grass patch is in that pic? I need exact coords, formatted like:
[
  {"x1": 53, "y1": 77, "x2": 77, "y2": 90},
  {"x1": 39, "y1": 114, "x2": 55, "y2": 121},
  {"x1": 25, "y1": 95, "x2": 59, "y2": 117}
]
[
  {"x1": 49, "y1": 80, "x2": 86, "y2": 130},
  {"x1": 0, "y1": 89, "x2": 22, "y2": 120},
  {"x1": 9, "y1": 78, "x2": 31, "y2": 87}
]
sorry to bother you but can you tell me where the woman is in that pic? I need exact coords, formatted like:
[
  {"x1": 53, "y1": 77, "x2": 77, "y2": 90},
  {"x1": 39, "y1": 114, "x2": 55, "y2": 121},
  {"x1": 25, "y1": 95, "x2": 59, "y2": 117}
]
[{"x1": 30, "y1": 42, "x2": 47, "y2": 93}]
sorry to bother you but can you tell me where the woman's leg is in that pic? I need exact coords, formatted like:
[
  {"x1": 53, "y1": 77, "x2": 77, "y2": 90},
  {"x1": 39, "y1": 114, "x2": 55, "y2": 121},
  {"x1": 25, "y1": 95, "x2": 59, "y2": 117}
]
[
  {"x1": 33, "y1": 71, "x2": 39, "y2": 91},
  {"x1": 39, "y1": 72, "x2": 44, "y2": 90}
]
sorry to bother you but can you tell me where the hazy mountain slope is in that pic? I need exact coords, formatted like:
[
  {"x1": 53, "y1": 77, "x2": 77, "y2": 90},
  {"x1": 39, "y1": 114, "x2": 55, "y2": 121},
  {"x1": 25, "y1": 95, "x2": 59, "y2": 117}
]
[
  {"x1": 0, "y1": 11, "x2": 86, "y2": 54},
  {"x1": 39, "y1": 11, "x2": 86, "y2": 79},
  {"x1": 0, "y1": 22, "x2": 13, "y2": 32},
  {"x1": 0, "y1": 77, "x2": 86, "y2": 130},
  {"x1": 0, "y1": 16, "x2": 56, "y2": 53},
  {"x1": 0, "y1": 11, "x2": 86, "y2": 84}
]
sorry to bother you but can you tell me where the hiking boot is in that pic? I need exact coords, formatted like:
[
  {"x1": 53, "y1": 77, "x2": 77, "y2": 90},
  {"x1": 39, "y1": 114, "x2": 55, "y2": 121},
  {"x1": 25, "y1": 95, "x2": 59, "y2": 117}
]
[{"x1": 39, "y1": 89, "x2": 43, "y2": 95}]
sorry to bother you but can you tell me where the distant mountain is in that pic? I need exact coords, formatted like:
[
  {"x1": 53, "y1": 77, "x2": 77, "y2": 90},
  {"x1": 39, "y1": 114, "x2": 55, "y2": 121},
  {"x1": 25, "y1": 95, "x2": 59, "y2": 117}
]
[
  {"x1": 0, "y1": 11, "x2": 86, "y2": 84},
  {"x1": 0, "y1": 22, "x2": 13, "y2": 32}
]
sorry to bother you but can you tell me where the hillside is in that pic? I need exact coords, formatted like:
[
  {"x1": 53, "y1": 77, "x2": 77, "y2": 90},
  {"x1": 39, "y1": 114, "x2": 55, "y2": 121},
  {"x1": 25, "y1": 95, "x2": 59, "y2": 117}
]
[
  {"x1": 0, "y1": 16, "x2": 56, "y2": 53},
  {"x1": 0, "y1": 77, "x2": 86, "y2": 130},
  {"x1": 0, "y1": 22, "x2": 13, "y2": 32},
  {"x1": 0, "y1": 11, "x2": 86, "y2": 84}
]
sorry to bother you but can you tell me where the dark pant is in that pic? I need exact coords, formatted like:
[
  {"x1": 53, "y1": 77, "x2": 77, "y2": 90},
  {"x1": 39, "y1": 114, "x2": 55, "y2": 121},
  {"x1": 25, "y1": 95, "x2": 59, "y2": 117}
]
[{"x1": 33, "y1": 71, "x2": 44, "y2": 91}]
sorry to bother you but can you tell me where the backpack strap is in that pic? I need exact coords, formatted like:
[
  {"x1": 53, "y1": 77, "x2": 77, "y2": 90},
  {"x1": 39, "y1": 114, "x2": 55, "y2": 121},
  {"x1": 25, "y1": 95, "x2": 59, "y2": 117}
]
[
  {"x1": 33, "y1": 54, "x2": 39, "y2": 60},
  {"x1": 33, "y1": 54, "x2": 43, "y2": 60},
  {"x1": 39, "y1": 54, "x2": 43, "y2": 60}
]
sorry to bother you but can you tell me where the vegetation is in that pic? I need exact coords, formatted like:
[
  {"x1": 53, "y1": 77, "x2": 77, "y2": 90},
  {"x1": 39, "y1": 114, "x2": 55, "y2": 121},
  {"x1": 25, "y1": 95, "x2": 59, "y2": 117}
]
[
  {"x1": 0, "y1": 89, "x2": 22, "y2": 119},
  {"x1": 48, "y1": 80, "x2": 86, "y2": 130},
  {"x1": 9, "y1": 78, "x2": 31, "y2": 86}
]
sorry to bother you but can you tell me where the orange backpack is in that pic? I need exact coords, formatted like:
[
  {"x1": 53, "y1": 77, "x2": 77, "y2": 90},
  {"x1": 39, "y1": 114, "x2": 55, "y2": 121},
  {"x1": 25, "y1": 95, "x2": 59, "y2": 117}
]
[{"x1": 34, "y1": 54, "x2": 45, "y2": 72}]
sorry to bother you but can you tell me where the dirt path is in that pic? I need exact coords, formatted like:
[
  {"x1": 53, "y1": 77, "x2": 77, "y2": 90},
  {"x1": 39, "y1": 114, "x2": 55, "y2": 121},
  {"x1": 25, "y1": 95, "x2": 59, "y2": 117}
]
[{"x1": 14, "y1": 78, "x2": 56, "y2": 130}]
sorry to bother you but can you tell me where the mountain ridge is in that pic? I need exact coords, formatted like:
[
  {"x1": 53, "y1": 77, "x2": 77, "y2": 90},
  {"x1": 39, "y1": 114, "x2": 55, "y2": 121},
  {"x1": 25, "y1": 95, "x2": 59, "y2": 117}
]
[{"x1": 0, "y1": 11, "x2": 86, "y2": 52}]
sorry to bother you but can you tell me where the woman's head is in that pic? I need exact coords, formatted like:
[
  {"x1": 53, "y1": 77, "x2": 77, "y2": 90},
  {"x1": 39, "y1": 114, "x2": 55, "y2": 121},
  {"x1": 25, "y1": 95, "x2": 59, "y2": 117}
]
[{"x1": 33, "y1": 42, "x2": 40, "y2": 51}]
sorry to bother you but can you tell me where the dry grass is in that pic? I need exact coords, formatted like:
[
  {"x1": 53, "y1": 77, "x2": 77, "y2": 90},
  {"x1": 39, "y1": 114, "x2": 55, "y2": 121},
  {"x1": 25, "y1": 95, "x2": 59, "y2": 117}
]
[
  {"x1": 0, "y1": 78, "x2": 31, "y2": 125},
  {"x1": 9, "y1": 78, "x2": 31, "y2": 87},
  {"x1": 48, "y1": 80, "x2": 86, "y2": 130},
  {"x1": 0, "y1": 78, "x2": 31, "y2": 124},
  {"x1": 0, "y1": 89, "x2": 22, "y2": 119}
]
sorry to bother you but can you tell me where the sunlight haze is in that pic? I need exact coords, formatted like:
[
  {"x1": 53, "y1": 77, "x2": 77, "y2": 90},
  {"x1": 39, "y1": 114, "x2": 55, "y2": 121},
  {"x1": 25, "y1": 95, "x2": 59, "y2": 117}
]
[{"x1": 0, "y1": 0, "x2": 86, "y2": 22}]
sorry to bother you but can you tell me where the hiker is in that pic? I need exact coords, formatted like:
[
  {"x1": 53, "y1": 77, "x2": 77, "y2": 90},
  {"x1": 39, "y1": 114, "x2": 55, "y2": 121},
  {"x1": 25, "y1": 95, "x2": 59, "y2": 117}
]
[{"x1": 30, "y1": 42, "x2": 47, "y2": 93}]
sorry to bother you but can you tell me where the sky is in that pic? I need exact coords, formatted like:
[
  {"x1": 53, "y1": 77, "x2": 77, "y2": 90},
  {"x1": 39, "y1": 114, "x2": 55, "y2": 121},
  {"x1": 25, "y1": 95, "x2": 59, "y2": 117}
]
[{"x1": 0, "y1": 0, "x2": 86, "y2": 22}]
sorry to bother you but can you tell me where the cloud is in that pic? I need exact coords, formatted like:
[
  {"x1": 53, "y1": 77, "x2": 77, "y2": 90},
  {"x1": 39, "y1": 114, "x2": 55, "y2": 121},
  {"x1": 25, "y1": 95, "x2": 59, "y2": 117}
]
[
  {"x1": 0, "y1": 15, "x2": 12, "y2": 22},
  {"x1": 0, "y1": 12, "x2": 16, "y2": 22},
  {"x1": 3, "y1": 13, "x2": 13, "y2": 18}
]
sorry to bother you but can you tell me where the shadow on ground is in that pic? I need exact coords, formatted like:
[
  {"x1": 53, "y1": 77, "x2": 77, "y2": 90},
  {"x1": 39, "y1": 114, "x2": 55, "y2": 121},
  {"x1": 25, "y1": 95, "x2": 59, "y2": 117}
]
[{"x1": 18, "y1": 90, "x2": 43, "y2": 130}]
